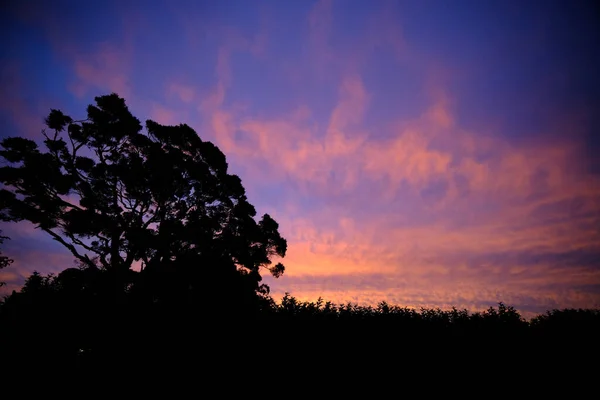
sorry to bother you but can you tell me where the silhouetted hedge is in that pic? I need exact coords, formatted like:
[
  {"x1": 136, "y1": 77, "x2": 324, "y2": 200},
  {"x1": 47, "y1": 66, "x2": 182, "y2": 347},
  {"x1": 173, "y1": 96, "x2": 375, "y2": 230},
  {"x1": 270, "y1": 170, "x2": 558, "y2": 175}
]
[{"x1": 1, "y1": 270, "x2": 599, "y2": 376}]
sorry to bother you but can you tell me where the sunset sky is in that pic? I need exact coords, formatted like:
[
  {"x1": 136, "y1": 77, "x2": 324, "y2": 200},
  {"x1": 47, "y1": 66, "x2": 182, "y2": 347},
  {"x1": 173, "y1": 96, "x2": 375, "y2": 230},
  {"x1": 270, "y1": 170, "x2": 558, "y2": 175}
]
[{"x1": 1, "y1": 0, "x2": 599, "y2": 318}]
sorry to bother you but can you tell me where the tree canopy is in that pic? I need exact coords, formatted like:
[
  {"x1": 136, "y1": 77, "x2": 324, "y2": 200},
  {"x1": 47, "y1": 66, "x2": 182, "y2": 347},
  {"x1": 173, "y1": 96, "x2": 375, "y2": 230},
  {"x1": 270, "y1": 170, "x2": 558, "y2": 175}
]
[
  {"x1": 1, "y1": 95, "x2": 598, "y2": 386},
  {"x1": 0, "y1": 93, "x2": 286, "y2": 300}
]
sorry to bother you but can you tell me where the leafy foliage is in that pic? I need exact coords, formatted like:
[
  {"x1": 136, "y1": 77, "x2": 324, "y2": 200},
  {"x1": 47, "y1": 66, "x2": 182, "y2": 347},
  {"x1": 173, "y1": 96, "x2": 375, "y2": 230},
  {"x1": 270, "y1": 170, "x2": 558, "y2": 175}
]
[
  {"x1": 0, "y1": 93, "x2": 598, "y2": 380},
  {"x1": 0, "y1": 93, "x2": 287, "y2": 300},
  {"x1": 1, "y1": 273, "x2": 598, "y2": 375}
]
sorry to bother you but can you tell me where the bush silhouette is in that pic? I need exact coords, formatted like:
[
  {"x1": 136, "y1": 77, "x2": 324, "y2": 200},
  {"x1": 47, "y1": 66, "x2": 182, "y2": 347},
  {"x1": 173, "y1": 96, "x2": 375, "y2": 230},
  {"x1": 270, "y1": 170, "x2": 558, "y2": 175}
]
[{"x1": 0, "y1": 93, "x2": 598, "y2": 379}]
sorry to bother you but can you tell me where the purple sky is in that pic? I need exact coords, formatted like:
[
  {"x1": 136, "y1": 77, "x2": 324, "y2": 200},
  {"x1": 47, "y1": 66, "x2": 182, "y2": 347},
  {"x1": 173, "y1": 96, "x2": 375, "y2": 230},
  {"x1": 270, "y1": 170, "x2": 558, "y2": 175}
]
[{"x1": 1, "y1": 0, "x2": 599, "y2": 317}]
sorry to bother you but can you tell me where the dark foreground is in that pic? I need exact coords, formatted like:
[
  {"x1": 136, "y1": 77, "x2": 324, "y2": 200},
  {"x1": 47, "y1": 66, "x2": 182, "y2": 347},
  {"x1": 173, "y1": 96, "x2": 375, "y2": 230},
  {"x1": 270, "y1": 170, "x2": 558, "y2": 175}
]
[{"x1": 2, "y1": 292, "x2": 598, "y2": 383}]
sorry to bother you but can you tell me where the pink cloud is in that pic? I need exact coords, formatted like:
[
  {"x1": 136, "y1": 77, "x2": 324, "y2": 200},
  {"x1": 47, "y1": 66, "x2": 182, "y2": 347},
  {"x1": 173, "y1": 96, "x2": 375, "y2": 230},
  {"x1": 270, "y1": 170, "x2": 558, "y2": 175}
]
[
  {"x1": 327, "y1": 74, "x2": 370, "y2": 140},
  {"x1": 150, "y1": 104, "x2": 179, "y2": 125},
  {"x1": 167, "y1": 83, "x2": 195, "y2": 103},
  {"x1": 69, "y1": 42, "x2": 132, "y2": 98},
  {"x1": 3, "y1": 1, "x2": 598, "y2": 317},
  {"x1": 193, "y1": 67, "x2": 600, "y2": 314}
]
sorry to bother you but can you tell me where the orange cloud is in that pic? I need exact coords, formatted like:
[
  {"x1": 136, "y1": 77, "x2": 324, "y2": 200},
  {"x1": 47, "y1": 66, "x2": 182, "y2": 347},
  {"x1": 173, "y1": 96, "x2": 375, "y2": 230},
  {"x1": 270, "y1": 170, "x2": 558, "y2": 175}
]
[
  {"x1": 4, "y1": 0, "x2": 597, "y2": 318},
  {"x1": 74, "y1": 40, "x2": 595, "y2": 317},
  {"x1": 195, "y1": 73, "x2": 600, "y2": 315}
]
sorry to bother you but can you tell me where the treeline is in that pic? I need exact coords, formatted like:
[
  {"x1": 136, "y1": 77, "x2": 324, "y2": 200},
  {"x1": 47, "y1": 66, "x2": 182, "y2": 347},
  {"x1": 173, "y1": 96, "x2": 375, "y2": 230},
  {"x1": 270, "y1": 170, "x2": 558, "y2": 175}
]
[
  {"x1": 275, "y1": 292, "x2": 600, "y2": 332},
  {"x1": 4, "y1": 268, "x2": 599, "y2": 331},
  {"x1": 1, "y1": 267, "x2": 599, "y2": 374},
  {"x1": 0, "y1": 93, "x2": 598, "y2": 378}
]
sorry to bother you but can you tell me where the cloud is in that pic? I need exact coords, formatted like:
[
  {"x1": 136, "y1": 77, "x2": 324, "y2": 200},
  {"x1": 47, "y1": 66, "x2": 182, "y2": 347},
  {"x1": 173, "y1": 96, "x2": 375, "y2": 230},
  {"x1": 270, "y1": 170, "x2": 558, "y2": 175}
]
[
  {"x1": 363, "y1": 0, "x2": 407, "y2": 64},
  {"x1": 2, "y1": 0, "x2": 598, "y2": 316},
  {"x1": 263, "y1": 270, "x2": 600, "y2": 320},
  {"x1": 149, "y1": 103, "x2": 180, "y2": 125},
  {"x1": 307, "y1": 0, "x2": 334, "y2": 70},
  {"x1": 68, "y1": 42, "x2": 132, "y2": 99},
  {"x1": 327, "y1": 74, "x2": 369, "y2": 141},
  {"x1": 0, "y1": 242, "x2": 79, "y2": 297},
  {"x1": 167, "y1": 83, "x2": 195, "y2": 104},
  {"x1": 0, "y1": 62, "x2": 48, "y2": 139},
  {"x1": 225, "y1": 79, "x2": 599, "y2": 314}
]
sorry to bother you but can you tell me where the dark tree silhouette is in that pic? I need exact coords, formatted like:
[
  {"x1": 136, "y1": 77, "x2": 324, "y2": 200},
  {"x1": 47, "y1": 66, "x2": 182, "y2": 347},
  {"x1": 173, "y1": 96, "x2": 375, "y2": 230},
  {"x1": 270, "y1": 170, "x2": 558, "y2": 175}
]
[
  {"x1": 2, "y1": 94, "x2": 599, "y2": 383},
  {"x1": 0, "y1": 230, "x2": 13, "y2": 287},
  {"x1": 0, "y1": 93, "x2": 286, "y2": 301}
]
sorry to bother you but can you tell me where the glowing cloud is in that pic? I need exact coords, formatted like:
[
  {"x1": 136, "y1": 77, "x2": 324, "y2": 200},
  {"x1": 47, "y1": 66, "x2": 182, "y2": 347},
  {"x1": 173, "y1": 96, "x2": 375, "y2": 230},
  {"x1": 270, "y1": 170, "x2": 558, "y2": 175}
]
[{"x1": 1, "y1": 0, "x2": 598, "y2": 316}]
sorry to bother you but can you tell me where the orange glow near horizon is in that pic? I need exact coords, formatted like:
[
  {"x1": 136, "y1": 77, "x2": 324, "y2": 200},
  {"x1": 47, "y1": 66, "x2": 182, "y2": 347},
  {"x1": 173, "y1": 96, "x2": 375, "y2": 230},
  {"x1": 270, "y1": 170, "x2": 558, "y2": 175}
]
[{"x1": 1, "y1": 0, "x2": 599, "y2": 318}]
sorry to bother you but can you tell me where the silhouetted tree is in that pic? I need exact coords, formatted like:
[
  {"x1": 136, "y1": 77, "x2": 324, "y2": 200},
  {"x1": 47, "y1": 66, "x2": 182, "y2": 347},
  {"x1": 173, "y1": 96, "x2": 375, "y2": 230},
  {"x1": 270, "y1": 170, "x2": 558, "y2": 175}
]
[
  {"x1": 0, "y1": 230, "x2": 13, "y2": 287},
  {"x1": 0, "y1": 94, "x2": 286, "y2": 302}
]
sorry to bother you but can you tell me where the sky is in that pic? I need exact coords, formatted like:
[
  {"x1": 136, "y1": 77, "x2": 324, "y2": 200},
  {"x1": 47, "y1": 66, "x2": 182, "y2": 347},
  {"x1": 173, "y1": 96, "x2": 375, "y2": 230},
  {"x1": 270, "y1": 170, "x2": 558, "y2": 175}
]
[{"x1": 1, "y1": 0, "x2": 599, "y2": 318}]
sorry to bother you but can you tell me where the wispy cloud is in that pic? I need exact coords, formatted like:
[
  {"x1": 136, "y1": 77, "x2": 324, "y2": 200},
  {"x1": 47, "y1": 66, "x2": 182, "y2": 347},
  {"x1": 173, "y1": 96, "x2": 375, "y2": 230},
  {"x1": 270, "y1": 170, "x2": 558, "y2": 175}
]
[
  {"x1": 1, "y1": 0, "x2": 598, "y2": 315},
  {"x1": 0, "y1": 62, "x2": 49, "y2": 138},
  {"x1": 68, "y1": 42, "x2": 132, "y2": 99}
]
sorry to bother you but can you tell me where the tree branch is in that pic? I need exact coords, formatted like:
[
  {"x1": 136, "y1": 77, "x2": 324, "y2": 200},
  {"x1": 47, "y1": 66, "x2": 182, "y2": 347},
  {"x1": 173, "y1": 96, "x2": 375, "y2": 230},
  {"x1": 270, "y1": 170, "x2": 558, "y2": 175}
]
[
  {"x1": 67, "y1": 233, "x2": 102, "y2": 254},
  {"x1": 41, "y1": 227, "x2": 96, "y2": 269}
]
